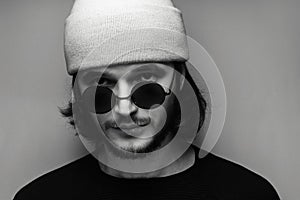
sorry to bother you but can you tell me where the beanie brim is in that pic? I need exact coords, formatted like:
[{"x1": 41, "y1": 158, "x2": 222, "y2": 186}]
[{"x1": 65, "y1": 28, "x2": 189, "y2": 75}]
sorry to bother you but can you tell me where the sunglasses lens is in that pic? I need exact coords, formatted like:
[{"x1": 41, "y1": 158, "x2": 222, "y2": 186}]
[
  {"x1": 95, "y1": 86, "x2": 114, "y2": 114},
  {"x1": 132, "y1": 83, "x2": 166, "y2": 109},
  {"x1": 82, "y1": 83, "x2": 168, "y2": 113}
]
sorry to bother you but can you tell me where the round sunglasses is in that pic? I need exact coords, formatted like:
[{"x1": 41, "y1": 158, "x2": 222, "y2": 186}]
[{"x1": 80, "y1": 82, "x2": 172, "y2": 114}]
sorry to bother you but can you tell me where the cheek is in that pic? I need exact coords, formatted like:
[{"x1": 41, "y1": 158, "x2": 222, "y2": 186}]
[
  {"x1": 96, "y1": 113, "x2": 111, "y2": 129},
  {"x1": 146, "y1": 94, "x2": 175, "y2": 122},
  {"x1": 147, "y1": 106, "x2": 168, "y2": 133}
]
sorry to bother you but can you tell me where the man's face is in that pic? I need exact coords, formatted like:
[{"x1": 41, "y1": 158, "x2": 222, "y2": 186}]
[{"x1": 76, "y1": 63, "x2": 182, "y2": 154}]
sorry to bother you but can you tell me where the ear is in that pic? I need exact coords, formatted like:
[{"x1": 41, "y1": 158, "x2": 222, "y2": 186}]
[
  {"x1": 71, "y1": 89, "x2": 75, "y2": 103},
  {"x1": 179, "y1": 65, "x2": 186, "y2": 91}
]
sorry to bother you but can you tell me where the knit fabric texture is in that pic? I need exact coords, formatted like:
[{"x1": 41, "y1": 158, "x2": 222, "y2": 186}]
[{"x1": 64, "y1": 0, "x2": 189, "y2": 75}]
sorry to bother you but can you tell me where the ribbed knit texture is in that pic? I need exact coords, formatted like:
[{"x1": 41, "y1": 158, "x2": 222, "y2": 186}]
[{"x1": 64, "y1": 0, "x2": 189, "y2": 75}]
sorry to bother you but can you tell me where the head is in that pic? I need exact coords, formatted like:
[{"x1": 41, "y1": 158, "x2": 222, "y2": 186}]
[{"x1": 62, "y1": 0, "x2": 207, "y2": 158}]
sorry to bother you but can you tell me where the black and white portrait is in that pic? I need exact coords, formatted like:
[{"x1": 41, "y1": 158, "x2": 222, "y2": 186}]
[{"x1": 1, "y1": 0, "x2": 299, "y2": 199}]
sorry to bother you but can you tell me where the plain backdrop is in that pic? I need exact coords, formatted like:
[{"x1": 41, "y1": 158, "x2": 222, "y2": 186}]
[{"x1": 1, "y1": 0, "x2": 300, "y2": 199}]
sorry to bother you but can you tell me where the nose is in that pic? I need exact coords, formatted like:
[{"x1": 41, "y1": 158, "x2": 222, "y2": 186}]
[
  {"x1": 112, "y1": 81, "x2": 137, "y2": 116},
  {"x1": 114, "y1": 98, "x2": 137, "y2": 116}
]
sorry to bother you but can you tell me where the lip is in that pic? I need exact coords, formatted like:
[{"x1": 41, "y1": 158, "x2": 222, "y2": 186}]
[
  {"x1": 112, "y1": 121, "x2": 149, "y2": 129},
  {"x1": 118, "y1": 123, "x2": 148, "y2": 130},
  {"x1": 109, "y1": 122, "x2": 150, "y2": 138}
]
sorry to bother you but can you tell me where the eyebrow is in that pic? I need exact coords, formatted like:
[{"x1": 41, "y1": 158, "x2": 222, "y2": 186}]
[
  {"x1": 133, "y1": 64, "x2": 165, "y2": 72},
  {"x1": 132, "y1": 65, "x2": 167, "y2": 82},
  {"x1": 82, "y1": 69, "x2": 118, "y2": 82},
  {"x1": 83, "y1": 64, "x2": 167, "y2": 81},
  {"x1": 131, "y1": 64, "x2": 167, "y2": 74}
]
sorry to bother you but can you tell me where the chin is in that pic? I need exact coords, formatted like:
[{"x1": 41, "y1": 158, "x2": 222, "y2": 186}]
[
  {"x1": 102, "y1": 128, "x2": 153, "y2": 156},
  {"x1": 115, "y1": 138, "x2": 154, "y2": 153},
  {"x1": 100, "y1": 137, "x2": 154, "y2": 159},
  {"x1": 108, "y1": 132, "x2": 155, "y2": 153}
]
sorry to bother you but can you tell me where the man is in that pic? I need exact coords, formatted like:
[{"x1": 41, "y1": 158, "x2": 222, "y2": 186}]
[{"x1": 14, "y1": 0, "x2": 280, "y2": 199}]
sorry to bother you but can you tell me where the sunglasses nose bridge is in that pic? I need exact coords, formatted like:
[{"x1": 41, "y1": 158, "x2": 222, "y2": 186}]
[{"x1": 113, "y1": 95, "x2": 137, "y2": 116}]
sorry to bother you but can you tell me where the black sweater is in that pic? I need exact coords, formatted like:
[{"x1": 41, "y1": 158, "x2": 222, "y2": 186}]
[{"x1": 13, "y1": 147, "x2": 280, "y2": 200}]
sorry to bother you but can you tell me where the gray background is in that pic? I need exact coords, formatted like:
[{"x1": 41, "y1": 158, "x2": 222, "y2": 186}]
[{"x1": 1, "y1": 0, "x2": 300, "y2": 199}]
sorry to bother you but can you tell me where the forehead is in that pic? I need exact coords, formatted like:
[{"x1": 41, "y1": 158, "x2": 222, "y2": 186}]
[{"x1": 81, "y1": 62, "x2": 175, "y2": 78}]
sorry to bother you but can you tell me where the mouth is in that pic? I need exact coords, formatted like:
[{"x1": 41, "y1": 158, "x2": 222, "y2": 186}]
[
  {"x1": 111, "y1": 120, "x2": 149, "y2": 129},
  {"x1": 109, "y1": 121, "x2": 150, "y2": 138}
]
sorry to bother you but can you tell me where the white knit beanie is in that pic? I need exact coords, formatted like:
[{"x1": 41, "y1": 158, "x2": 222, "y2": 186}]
[{"x1": 64, "y1": 0, "x2": 189, "y2": 75}]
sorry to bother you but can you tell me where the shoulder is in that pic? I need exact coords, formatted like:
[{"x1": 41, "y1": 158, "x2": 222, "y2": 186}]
[
  {"x1": 194, "y1": 152, "x2": 280, "y2": 199},
  {"x1": 13, "y1": 154, "x2": 99, "y2": 200}
]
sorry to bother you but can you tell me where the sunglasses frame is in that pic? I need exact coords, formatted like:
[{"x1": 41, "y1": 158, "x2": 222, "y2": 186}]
[{"x1": 80, "y1": 78, "x2": 174, "y2": 114}]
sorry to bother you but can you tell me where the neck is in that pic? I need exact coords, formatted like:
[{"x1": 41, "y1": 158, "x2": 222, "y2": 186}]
[{"x1": 98, "y1": 146, "x2": 196, "y2": 179}]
